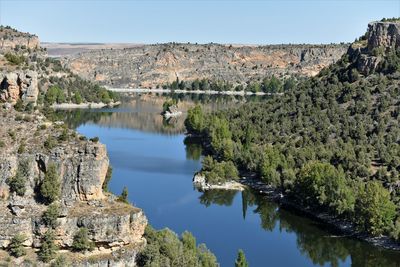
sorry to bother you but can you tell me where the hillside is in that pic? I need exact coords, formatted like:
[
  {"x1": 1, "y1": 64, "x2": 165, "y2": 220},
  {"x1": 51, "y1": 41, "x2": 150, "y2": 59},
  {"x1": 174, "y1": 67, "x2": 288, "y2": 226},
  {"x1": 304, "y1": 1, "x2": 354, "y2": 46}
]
[
  {"x1": 62, "y1": 42, "x2": 348, "y2": 88},
  {"x1": 186, "y1": 19, "x2": 400, "y2": 242}
]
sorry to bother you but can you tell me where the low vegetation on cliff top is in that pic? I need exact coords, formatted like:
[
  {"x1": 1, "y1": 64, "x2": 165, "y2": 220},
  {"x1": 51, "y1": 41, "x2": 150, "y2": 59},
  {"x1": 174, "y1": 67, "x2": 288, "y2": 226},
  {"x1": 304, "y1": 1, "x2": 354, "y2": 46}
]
[{"x1": 185, "y1": 26, "x2": 400, "y2": 239}]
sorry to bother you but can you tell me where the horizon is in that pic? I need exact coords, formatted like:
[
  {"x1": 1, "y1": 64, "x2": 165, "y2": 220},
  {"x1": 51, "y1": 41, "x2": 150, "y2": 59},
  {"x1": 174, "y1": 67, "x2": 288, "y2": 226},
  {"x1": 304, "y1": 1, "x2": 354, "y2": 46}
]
[{"x1": 0, "y1": 0, "x2": 399, "y2": 44}]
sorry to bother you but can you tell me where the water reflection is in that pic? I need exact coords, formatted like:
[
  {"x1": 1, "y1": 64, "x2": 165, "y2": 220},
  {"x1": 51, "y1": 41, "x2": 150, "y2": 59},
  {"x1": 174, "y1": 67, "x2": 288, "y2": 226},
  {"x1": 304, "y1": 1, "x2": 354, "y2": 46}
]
[
  {"x1": 198, "y1": 188, "x2": 400, "y2": 267},
  {"x1": 58, "y1": 93, "x2": 260, "y2": 134}
]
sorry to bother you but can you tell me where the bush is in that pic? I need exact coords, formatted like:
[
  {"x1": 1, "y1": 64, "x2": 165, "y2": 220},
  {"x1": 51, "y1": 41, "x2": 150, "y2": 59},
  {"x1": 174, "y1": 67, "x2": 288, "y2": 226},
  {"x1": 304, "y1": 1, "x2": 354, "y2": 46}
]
[
  {"x1": 38, "y1": 230, "x2": 58, "y2": 263},
  {"x1": 50, "y1": 255, "x2": 68, "y2": 267},
  {"x1": 90, "y1": 136, "x2": 99, "y2": 143},
  {"x1": 42, "y1": 203, "x2": 60, "y2": 229},
  {"x1": 8, "y1": 234, "x2": 26, "y2": 258},
  {"x1": 117, "y1": 187, "x2": 129, "y2": 203},
  {"x1": 6, "y1": 160, "x2": 29, "y2": 197},
  {"x1": 72, "y1": 228, "x2": 94, "y2": 252},
  {"x1": 4, "y1": 52, "x2": 26, "y2": 65},
  {"x1": 39, "y1": 163, "x2": 61, "y2": 204}
]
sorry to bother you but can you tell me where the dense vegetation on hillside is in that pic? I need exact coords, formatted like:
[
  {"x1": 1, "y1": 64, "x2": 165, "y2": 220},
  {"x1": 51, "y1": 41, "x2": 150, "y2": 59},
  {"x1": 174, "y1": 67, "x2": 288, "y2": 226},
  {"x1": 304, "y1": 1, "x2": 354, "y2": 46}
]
[
  {"x1": 162, "y1": 76, "x2": 297, "y2": 93},
  {"x1": 186, "y1": 37, "x2": 400, "y2": 238}
]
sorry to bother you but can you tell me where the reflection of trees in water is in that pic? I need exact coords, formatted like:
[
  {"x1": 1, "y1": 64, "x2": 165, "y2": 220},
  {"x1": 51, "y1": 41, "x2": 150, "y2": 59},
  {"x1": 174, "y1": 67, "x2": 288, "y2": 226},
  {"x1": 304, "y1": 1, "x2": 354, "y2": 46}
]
[
  {"x1": 200, "y1": 188, "x2": 400, "y2": 266},
  {"x1": 199, "y1": 190, "x2": 238, "y2": 207},
  {"x1": 184, "y1": 137, "x2": 203, "y2": 161},
  {"x1": 57, "y1": 93, "x2": 256, "y2": 134},
  {"x1": 58, "y1": 109, "x2": 112, "y2": 129}
]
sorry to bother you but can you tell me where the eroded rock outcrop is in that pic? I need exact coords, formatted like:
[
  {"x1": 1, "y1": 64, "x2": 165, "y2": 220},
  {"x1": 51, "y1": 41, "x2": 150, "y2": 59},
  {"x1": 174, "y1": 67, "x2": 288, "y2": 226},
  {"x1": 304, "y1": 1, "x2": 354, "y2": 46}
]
[
  {"x1": 0, "y1": 70, "x2": 39, "y2": 104},
  {"x1": 0, "y1": 26, "x2": 40, "y2": 50},
  {"x1": 367, "y1": 20, "x2": 400, "y2": 50},
  {"x1": 0, "y1": 109, "x2": 147, "y2": 264},
  {"x1": 349, "y1": 20, "x2": 400, "y2": 74}
]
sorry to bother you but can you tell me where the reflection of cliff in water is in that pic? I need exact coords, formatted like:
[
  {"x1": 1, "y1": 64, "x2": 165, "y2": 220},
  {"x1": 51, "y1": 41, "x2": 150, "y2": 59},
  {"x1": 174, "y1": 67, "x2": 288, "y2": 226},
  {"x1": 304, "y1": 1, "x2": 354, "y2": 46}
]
[
  {"x1": 198, "y1": 188, "x2": 400, "y2": 267},
  {"x1": 60, "y1": 93, "x2": 260, "y2": 134}
]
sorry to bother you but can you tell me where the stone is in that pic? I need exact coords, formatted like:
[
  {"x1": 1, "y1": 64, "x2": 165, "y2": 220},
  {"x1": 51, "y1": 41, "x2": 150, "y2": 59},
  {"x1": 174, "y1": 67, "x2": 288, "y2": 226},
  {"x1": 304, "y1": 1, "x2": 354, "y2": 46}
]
[{"x1": 0, "y1": 71, "x2": 39, "y2": 105}]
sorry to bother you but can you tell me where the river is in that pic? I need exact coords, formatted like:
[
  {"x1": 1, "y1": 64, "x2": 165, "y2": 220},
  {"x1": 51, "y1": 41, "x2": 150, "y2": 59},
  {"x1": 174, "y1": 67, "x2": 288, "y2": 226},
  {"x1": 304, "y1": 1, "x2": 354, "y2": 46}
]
[{"x1": 58, "y1": 94, "x2": 400, "y2": 267}]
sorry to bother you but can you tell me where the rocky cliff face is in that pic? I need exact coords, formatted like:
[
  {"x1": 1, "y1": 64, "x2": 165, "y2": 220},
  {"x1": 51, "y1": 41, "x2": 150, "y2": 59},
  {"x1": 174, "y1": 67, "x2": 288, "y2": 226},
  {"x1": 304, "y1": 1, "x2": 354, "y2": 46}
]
[
  {"x1": 0, "y1": 26, "x2": 40, "y2": 50},
  {"x1": 63, "y1": 43, "x2": 348, "y2": 88},
  {"x1": 0, "y1": 109, "x2": 147, "y2": 265},
  {"x1": 367, "y1": 20, "x2": 400, "y2": 50},
  {"x1": 0, "y1": 70, "x2": 39, "y2": 104},
  {"x1": 349, "y1": 20, "x2": 400, "y2": 74}
]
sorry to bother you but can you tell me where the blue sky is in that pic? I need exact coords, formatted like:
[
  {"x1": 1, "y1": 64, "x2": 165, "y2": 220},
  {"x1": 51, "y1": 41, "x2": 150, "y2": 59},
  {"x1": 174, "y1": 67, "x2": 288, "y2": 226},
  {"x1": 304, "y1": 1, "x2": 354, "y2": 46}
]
[{"x1": 0, "y1": 0, "x2": 398, "y2": 44}]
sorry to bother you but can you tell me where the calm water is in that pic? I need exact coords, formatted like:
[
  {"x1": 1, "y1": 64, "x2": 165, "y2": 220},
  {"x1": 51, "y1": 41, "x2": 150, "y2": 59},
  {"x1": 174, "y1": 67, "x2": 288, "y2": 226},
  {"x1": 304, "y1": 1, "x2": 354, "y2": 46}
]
[{"x1": 60, "y1": 94, "x2": 400, "y2": 267}]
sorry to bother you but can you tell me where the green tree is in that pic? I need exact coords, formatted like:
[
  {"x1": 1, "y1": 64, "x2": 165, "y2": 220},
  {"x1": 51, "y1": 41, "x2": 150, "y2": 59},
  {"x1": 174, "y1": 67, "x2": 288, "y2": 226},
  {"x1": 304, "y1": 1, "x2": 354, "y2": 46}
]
[
  {"x1": 8, "y1": 234, "x2": 26, "y2": 258},
  {"x1": 355, "y1": 181, "x2": 396, "y2": 235},
  {"x1": 185, "y1": 105, "x2": 205, "y2": 134},
  {"x1": 72, "y1": 227, "x2": 94, "y2": 252},
  {"x1": 40, "y1": 163, "x2": 61, "y2": 204},
  {"x1": 42, "y1": 203, "x2": 60, "y2": 229},
  {"x1": 38, "y1": 230, "x2": 58, "y2": 263},
  {"x1": 235, "y1": 249, "x2": 249, "y2": 267}
]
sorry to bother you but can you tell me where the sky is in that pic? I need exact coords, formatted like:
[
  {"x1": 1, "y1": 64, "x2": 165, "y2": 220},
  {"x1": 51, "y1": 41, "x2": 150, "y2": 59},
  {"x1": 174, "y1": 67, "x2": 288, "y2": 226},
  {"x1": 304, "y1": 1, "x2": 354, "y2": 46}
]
[{"x1": 0, "y1": 0, "x2": 399, "y2": 44}]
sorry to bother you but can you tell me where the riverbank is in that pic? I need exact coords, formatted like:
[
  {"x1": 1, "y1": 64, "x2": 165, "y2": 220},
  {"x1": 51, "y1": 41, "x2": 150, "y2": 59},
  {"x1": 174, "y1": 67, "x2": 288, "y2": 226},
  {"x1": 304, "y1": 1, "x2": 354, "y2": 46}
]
[
  {"x1": 106, "y1": 87, "x2": 283, "y2": 96},
  {"x1": 52, "y1": 101, "x2": 121, "y2": 109},
  {"x1": 239, "y1": 176, "x2": 400, "y2": 251}
]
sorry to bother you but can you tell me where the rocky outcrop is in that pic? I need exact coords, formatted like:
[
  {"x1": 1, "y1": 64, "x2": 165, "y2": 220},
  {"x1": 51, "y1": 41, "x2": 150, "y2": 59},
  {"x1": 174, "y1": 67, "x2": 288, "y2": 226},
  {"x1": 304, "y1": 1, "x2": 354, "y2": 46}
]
[
  {"x1": 367, "y1": 20, "x2": 400, "y2": 50},
  {"x1": 0, "y1": 110, "x2": 147, "y2": 264},
  {"x1": 193, "y1": 173, "x2": 245, "y2": 191},
  {"x1": 63, "y1": 43, "x2": 348, "y2": 88},
  {"x1": 0, "y1": 26, "x2": 40, "y2": 50},
  {"x1": 349, "y1": 20, "x2": 400, "y2": 75},
  {"x1": 0, "y1": 70, "x2": 39, "y2": 104}
]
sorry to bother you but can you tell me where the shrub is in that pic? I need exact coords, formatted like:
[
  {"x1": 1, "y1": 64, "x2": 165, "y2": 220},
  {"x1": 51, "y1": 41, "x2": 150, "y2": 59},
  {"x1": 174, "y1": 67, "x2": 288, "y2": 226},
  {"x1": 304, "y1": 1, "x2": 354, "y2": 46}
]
[
  {"x1": 42, "y1": 203, "x2": 60, "y2": 229},
  {"x1": 17, "y1": 143, "x2": 25, "y2": 154},
  {"x1": 72, "y1": 228, "x2": 94, "y2": 252},
  {"x1": 4, "y1": 52, "x2": 26, "y2": 65},
  {"x1": 6, "y1": 160, "x2": 29, "y2": 196},
  {"x1": 50, "y1": 255, "x2": 68, "y2": 267},
  {"x1": 44, "y1": 135, "x2": 57, "y2": 150},
  {"x1": 8, "y1": 234, "x2": 26, "y2": 258},
  {"x1": 90, "y1": 136, "x2": 99, "y2": 143},
  {"x1": 39, "y1": 163, "x2": 61, "y2": 204},
  {"x1": 117, "y1": 187, "x2": 129, "y2": 203}
]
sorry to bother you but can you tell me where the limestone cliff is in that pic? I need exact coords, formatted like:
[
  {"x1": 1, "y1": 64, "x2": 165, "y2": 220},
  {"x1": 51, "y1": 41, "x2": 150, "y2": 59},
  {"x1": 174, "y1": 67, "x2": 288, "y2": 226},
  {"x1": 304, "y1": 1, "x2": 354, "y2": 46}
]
[
  {"x1": 63, "y1": 43, "x2": 348, "y2": 88},
  {"x1": 349, "y1": 20, "x2": 400, "y2": 74},
  {"x1": 0, "y1": 26, "x2": 40, "y2": 50},
  {"x1": 0, "y1": 109, "x2": 147, "y2": 265}
]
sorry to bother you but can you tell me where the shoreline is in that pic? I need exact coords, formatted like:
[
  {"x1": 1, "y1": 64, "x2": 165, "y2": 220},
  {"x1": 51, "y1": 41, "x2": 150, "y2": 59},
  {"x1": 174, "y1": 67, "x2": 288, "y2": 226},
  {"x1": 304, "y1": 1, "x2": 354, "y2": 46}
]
[
  {"x1": 51, "y1": 101, "x2": 121, "y2": 109},
  {"x1": 106, "y1": 87, "x2": 283, "y2": 96},
  {"x1": 239, "y1": 176, "x2": 400, "y2": 251}
]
